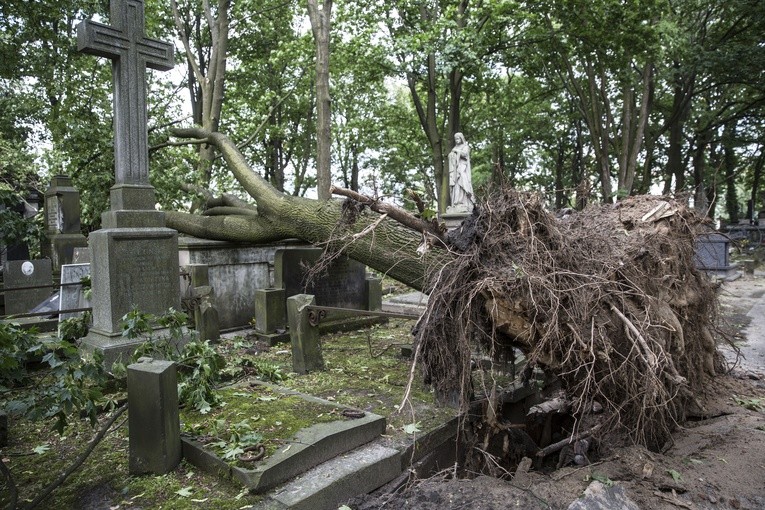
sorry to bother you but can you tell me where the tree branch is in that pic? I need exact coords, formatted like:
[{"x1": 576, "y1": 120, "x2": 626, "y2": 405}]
[
  {"x1": 23, "y1": 404, "x2": 128, "y2": 510},
  {"x1": 330, "y1": 186, "x2": 446, "y2": 244}
]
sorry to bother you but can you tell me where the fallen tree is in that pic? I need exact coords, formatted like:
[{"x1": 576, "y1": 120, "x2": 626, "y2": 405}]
[{"x1": 168, "y1": 128, "x2": 724, "y2": 451}]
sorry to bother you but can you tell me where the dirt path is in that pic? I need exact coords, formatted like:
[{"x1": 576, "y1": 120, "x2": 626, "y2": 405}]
[{"x1": 351, "y1": 273, "x2": 765, "y2": 510}]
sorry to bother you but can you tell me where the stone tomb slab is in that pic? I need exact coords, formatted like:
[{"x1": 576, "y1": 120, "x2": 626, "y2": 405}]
[
  {"x1": 180, "y1": 382, "x2": 386, "y2": 494},
  {"x1": 4, "y1": 260, "x2": 53, "y2": 315},
  {"x1": 59, "y1": 263, "x2": 91, "y2": 321}
]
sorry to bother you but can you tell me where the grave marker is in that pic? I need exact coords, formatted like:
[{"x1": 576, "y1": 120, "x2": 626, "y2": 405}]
[
  {"x1": 59, "y1": 263, "x2": 91, "y2": 321},
  {"x1": 4, "y1": 260, "x2": 53, "y2": 316},
  {"x1": 42, "y1": 175, "x2": 88, "y2": 271},
  {"x1": 77, "y1": 0, "x2": 181, "y2": 366},
  {"x1": 127, "y1": 358, "x2": 181, "y2": 474}
]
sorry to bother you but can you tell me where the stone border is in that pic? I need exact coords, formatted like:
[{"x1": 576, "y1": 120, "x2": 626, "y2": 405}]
[{"x1": 181, "y1": 381, "x2": 386, "y2": 493}]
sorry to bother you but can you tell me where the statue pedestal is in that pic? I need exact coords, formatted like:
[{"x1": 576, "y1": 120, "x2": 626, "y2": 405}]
[{"x1": 441, "y1": 210, "x2": 472, "y2": 231}]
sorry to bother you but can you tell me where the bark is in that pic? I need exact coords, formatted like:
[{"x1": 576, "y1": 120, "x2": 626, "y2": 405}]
[
  {"x1": 307, "y1": 0, "x2": 333, "y2": 200},
  {"x1": 169, "y1": 127, "x2": 447, "y2": 291}
]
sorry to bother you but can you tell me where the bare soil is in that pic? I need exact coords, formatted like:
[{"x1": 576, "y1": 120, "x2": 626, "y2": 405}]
[{"x1": 350, "y1": 274, "x2": 765, "y2": 510}]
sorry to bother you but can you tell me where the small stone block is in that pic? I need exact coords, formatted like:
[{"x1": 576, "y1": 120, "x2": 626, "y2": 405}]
[
  {"x1": 255, "y1": 288, "x2": 286, "y2": 334},
  {"x1": 127, "y1": 359, "x2": 181, "y2": 475},
  {"x1": 198, "y1": 303, "x2": 220, "y2": 342},
  {"x1": 187, "y1": 264, "x2": 210, "y2": 287},
  {"x1": 287, "y1": 294, "x2": 324, "y2": 374},
  {"x1": 365, "y1": 276, "x2": 383, "y2": 311},
  {"x1": 742, "y1": 259, "x2": 755, "y2": 275}
]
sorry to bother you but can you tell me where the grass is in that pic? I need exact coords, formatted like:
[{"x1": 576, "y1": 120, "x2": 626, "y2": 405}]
[{"x1": 0, "y1": 318, "x2": 459, "y2": 509}]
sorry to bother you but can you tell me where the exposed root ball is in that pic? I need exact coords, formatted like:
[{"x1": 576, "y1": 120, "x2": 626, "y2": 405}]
[{"x1": 415, "y1": 189, "x2": 720, "y2": 450}]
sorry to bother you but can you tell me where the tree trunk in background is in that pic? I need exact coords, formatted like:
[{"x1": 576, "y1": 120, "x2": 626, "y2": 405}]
[
  {"x1": 307, "y1": 0, "x2": 333, "y2": 200},
  {"x1": 172, "y1": 0, "x2": 230, "y2": 188},
  {"x1": 723, "y1": 122, "x2": 738, "y2": 223}
]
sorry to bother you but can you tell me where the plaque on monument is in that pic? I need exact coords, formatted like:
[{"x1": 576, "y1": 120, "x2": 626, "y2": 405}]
[
  {"x1": 59, "y1": 263, "x2": 91, "y2": 321},
  {"x1": 274, "y1": 248, "x2": 367, "y2": 310}
]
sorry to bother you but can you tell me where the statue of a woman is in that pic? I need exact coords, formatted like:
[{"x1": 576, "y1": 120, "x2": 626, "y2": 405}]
[{"x1": 448, "y1": 132, "x2": 474, "y2": 212}]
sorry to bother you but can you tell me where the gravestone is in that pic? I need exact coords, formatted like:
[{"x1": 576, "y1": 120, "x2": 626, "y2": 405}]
[
  {"x1": 4, "y1": 260, "x2": 53, "y2": 316},
  {"x1": 287, "y1": 294, "x2": 324, "y2": 374},
  {"x1": 59, "y1": 263, "x2": 91, "y2": 321},
  {"x1": 695, "y1": 231, "x2": 737, "y2": 279},
  {"x1": 71, "y1": 247, "x2": 91, "y2": 264},
  {"x1": 127, "y1": 358, "x2": 181, "y2": 474},
  {"x1": 275, "y1": 248, "x2": 367, "y2": 310},
  {"x1": 77, "y1": 0, "x2": 181, "y2": 367},
  {"x1": 252, "y1": 248, "x2": 383, "y2": 343},
  {"x1": 184, "y1": 264, "x2": 219, "y2": 342},
  {"x1": 41, "y1": 175, "x2": 88, "y2": 271}
]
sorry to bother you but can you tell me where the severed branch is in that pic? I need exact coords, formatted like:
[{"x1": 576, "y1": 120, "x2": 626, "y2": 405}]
[
  {"x1": 536, "y1": 424, "x2": 602, "y2": 458},
  {"x1": 352, "y1": 213, "x2": 388, "y2": 241},
  {"x1": 330, "y1": 186, "x2": 446, "y2": 246}
]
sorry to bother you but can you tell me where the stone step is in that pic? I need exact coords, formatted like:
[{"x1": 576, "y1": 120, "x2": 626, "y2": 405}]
[{"x1": 262, "y1": 441, "x2": 401, "y2": 510}]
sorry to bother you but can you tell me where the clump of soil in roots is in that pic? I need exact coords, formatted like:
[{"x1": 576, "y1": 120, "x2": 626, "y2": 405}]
[{"x1": 415, "y1": 189, "x2": 723, "y2": 451}]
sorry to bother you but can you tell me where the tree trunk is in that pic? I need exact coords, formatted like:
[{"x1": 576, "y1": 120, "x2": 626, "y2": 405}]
[
  {"x1": 169, "y1": 127, "x2": 446, "y2": 291},
  {"x1": 307, "y1": 0, "x2": 333, "y2": 200},
  {"x1": 172, "y1": 0, "x2": 230, "y2": 188}
]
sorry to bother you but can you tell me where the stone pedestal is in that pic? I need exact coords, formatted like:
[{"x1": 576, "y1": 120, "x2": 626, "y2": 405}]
[
  {"x1": 287, "y1": 294, "x2": 324, "y2": 374},
  {"x1": 81, "y1": 199, "x2": 181, "y2": 367},
  {"x1": 42, "y1": 175, "x2": 88, "y2": 271},
  {"x1": 441, "y1": 211, "x2": 471, "y2": 231},
  {"x1": 127, "y1": 359, "x2": 181, "y2": 475}
]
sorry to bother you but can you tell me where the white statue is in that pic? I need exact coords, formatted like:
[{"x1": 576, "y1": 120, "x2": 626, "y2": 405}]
[{"x1": 448, "y1": 132, "x2": 474, "y2": 212}]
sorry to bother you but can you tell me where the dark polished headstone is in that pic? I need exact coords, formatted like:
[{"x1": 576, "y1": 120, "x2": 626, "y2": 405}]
[{"x1": 4, "y1": 260, "x2": 53, "y2": 315}]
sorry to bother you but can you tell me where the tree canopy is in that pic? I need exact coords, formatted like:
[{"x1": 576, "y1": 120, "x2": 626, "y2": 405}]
[{"x1": 1, "y1": 0, "x2": 764, "y2": 230}]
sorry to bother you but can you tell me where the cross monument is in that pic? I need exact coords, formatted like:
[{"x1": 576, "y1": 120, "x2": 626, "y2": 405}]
[
  {"x1": 78, "y1": 0, "x2": 172, "y2": 193},
  {"x1": 77, "y1": 0, "x2": 182, "y2": 367}
]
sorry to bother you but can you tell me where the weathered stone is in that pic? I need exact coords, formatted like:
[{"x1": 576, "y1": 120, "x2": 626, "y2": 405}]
[
  {"x1": 80, "y1": 227, "x2": 181, "y2": 367},
  {"x1": 177, "y1": 237, "x2": 286, "y2": 329},
  {"x1": 364, "y1": 276, "x2": 382, "y2": 311},
  {"x1": 4, "y1": 260, "x2": 53, "y2": 315},
  {"x1": 77, "y1": 0, "x2": 181, "y2": 367},
  {"x1": 77, "y1": 0, "x2": 173, "y2": 200},
  {"x1": 59, "y1": 263, "x2": 91, "y2": 321},
  {"x1": 287, "y1": 294, "x2": 324, "y2": 374},
  {"x1": 41, "y1": 175, "x2": 88, "y2": 271},
  {"x1": 71, "y1": 247, "x2": 91, "y2": 264},
  {"x1": 127, "y1": 359, "x2": 181, "y2": 475},
  {"x1": 275, "y1": 248, "x2": 367, "y2": 310},
  {"x1": 254, "y1": 288, "x2": 287, "y2": 334}
]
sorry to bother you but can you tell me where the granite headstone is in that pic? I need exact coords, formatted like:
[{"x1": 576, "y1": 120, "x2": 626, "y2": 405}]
[{"x1": 4, "y1": 260, "x2": 53, "y2": 315}]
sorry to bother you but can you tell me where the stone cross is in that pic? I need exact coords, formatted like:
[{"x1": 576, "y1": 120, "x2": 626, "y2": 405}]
[{"x1": 77, "y1": 0, "x2": 173, "y2": 190}]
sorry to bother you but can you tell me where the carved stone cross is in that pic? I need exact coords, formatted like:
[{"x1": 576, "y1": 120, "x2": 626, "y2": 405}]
[{"x1": 77, "y1": 0, "x2": 173, "y2": 189}]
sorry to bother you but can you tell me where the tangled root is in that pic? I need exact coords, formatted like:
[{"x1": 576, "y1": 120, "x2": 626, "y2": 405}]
[{"x1": 415, "y1": 189, "x2": 720, "y2": 450}]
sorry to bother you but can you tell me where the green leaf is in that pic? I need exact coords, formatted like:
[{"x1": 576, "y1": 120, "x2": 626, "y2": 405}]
[
  {"x1": 175, "y1": 486, "x2": 194, "y2": 497},
  {"x1": 667, "y1": 469, "x2": 682, "y2": 482},
  {"x1": 33, "y1": 444, "x2": 50, "y2": 455},
  {"x1": 403, "y1": 422, "x2": 421, "y2": 435}
]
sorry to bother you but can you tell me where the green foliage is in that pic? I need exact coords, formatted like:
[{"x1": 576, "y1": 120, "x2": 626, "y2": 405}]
[
  {"x1": 0, "y1": 322, "x2": 39, "y2": 386},
  {"x1": 58, "y1": 311, "x2": 91, "y2": 342},
  {"x1": 115, "y1": 307, "x2": 227, "y2": 414},
  {"x1": 1, "y1": 334, "x2": 114, "y2": 434}
]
